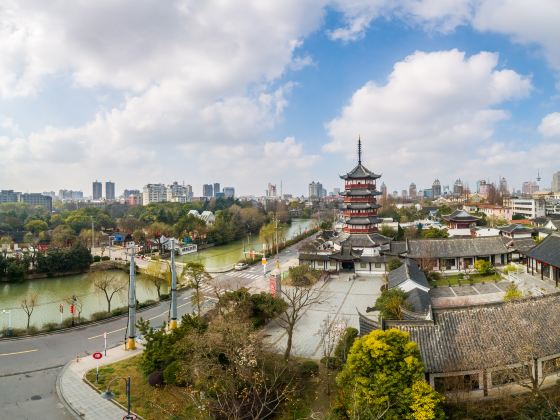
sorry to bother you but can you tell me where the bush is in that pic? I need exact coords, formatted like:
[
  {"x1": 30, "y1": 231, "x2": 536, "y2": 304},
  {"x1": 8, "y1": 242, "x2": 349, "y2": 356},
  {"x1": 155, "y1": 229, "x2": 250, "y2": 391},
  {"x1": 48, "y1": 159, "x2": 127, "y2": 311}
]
[
  {"x1": 42, "y1": 322, "x2": 60, "y2": 332},
  {"x1": 138, "y1": 299, "x2": 157, "y2": 308},
  {"x1": 299, "y1": 360, "x2": 319, "y2": 377},
  {"x1": 163, "y1": 361, "x2": 186, "y2": 386},
  {"x1": 90, "y1": 311, "x2": 110, "y2": 321},
  {"x1": 148, "y1": 370, "x2": 164, "y2": 387},
  {"x1": 159, "y1": 293, "x2": 170, "y2": 301},
  {"x1": 288, "y1": 265, "x2": 321, "y2": 286},
  {"x1": 111, "y1": 306, "x2": 127, "y2": 316},
  {"x1": 474, "y1": 260, "x2": 494, "y2": 275},
  {"x1": 426, "y1": 271, "x2": 441, "y2": 281},
  {"x1": 101, "y1": 256, "x2": 110, "y2": 261},
  {"x1": 93, "y1": 255, "x2": 102, "y2": 262},
  {"x1": 320, "y1": 356, "x2": 341, "y2": 370},
  {"x1": 387, "y1": 258, "x2": 403, "y2": 272},
  {"x1": 62, "y1": 317, "x2": 83, "y2": 328},
  {"x1": 334, "y1": 327, "x2": 359, "y2": 364}
]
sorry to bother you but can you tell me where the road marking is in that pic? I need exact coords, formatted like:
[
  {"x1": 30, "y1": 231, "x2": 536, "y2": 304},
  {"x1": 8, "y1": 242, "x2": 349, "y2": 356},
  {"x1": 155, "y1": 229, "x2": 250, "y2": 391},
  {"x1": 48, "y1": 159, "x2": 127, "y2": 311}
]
[
  {"x1": 88, "y1": 327, "x2": 126, "y2": 340},
  {"x1": 0, "y1": 349, "x2": 38, "y2": 357}
]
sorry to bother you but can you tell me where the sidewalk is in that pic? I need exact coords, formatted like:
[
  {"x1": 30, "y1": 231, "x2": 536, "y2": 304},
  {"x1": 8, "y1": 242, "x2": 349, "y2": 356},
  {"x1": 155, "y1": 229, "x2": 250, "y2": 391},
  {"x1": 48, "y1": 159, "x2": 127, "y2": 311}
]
[{"x1": 56, "y1": 344, "x2": 143, "y2": 419}]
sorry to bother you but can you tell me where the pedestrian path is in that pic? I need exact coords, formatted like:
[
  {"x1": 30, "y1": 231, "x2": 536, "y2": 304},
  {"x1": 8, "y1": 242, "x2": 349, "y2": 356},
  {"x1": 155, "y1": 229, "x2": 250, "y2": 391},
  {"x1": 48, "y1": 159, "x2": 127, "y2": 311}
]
[
  {"x1": 225, "y1": 271, "x2": 263, "y2": 280},
  {"x1": 57, "y1": 344, "x2": 142, "y2": 420}
]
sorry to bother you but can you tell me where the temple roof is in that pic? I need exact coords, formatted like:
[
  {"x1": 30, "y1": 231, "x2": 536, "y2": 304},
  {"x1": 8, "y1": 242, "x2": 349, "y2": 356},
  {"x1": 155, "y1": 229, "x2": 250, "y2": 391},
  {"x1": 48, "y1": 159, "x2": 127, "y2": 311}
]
[
  {"x1": 336, "y1": 232, "x2": 391, "y2": 247},
  {"x1": 342, "y1": 202, "x2": 381, "y2": 210},
  {"x1": 340, "y1": 188, "x2": 382, "y2": 196},
  {"x1": 443, "y1": 209, "x2": 480, "y2": 222},
  {"x1": 344, "y1": 217, "x2": 381, "y2": 225},
  {"x1": 388, "y1": 259, "x2": 430, "y2": 290},
  {"x1": 340, "y1": 163, "x2": 381, "y2": 180},
  {"x1": 527, "y1": 232, "x2": 560, "y2": 267},
  {"x1": 406, "y1": 237, "x2": 509, "y2": 258}
]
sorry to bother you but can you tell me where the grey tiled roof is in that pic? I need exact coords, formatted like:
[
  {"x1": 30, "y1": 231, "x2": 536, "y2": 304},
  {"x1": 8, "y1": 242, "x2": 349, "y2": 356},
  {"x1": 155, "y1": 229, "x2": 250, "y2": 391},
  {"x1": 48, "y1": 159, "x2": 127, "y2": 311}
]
[
  {"x1": 527, "y1": 232, "x2": 560, "y2": 267},
  {"x1": 405, "y1": 288, "x2": 432, "y2": 315},
  {"x1": 387, "y1": 241, "x2": 407, "y2": 255},
  {"x1": 407, "y1": 237, "x2": 509, "y2": 258},
  {"x1": 389, "y1": 294, "x2": 560, "y2": 373},
  {"x1": 443, "y1": 209, "x2": 480, "y2": 221},
  {"x1": 340, "y1": 189, "x2": 382, "y2": 196},
  {"x1": 340, "y1": 163, "x2": 381, "y2": 180},
  {"x1": 340, "y1": 233, "x2": 391, "y2": 247},
  {"x1": 499, "y1": 224, "x2": 534, "y2": 234},
  {"x1": 342, "y1": 202, "x2": 381, "y2": 210},
  {"x1": 344, "y1": 217, "x2": 381, "y2": 225},
  {"x1": 388, "y1": 259, "x2": 430, "y2": 289}
]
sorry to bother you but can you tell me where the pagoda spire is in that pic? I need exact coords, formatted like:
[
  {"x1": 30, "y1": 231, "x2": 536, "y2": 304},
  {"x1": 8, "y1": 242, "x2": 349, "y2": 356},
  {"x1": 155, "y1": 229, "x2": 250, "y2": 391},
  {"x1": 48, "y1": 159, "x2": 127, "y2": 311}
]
[{"x1": 358, "y1": 136, "x2": 362, "y2": 164}]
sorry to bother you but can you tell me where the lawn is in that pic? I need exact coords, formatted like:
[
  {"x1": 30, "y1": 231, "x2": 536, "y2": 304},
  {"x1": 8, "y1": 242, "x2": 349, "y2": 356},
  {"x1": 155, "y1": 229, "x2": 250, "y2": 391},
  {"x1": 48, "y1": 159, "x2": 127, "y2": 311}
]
[
  {"x1": 430, "y1": 272, "x2": 502, "y2": 287},
  {"x1": 86, "y1": 355, "x2": 337, "y2": 420}
]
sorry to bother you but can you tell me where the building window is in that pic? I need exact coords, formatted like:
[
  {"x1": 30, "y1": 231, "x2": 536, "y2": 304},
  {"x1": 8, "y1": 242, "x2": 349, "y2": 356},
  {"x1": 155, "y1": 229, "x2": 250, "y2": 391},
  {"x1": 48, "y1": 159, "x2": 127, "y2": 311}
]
[
  {"x1": 360, "y1": 263, "x2": 367, "y2": 269},
  {"x1": 375, "y1": 263, "x2": 382, "y2": 268},
  {"x1": 491, "y1": 365, "x2": 530, "y2": 386},
  {"x1": 329, "y1": 261, "x2": 336, "y2": 267},
  {"x1": 434, "y1": 374, "x2": 480, "y2": 393}
]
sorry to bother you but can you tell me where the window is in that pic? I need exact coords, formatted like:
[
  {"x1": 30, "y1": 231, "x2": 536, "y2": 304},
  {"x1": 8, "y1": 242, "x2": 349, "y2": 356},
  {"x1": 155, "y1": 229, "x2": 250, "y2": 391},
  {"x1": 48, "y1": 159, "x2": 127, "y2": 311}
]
[
  {"x1": 375, "y1": 263, "x2": 382, "y2": 268},
  {"x1": 491, "y1": 365, "x2": 530, "y2": 386},
  {"x1": 329, "y1": 261, "x2": 336, "y2": 267},
  {"x1": 360, "y1": 263, "x2": 367, "y2": 269},
  {"x1": 434, "y1": 374, "x2": 480, "y2": 393}
]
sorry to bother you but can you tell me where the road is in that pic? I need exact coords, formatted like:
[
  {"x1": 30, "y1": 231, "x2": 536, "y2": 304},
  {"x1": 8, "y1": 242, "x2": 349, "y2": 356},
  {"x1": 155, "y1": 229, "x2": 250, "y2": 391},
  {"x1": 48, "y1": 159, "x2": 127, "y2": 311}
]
[
  {"x1": 0, "y1": 235, "x2": 313, "y2": 419},
  {"x1": 0, "y1": 289, "x2": 205, "y2": 419}
]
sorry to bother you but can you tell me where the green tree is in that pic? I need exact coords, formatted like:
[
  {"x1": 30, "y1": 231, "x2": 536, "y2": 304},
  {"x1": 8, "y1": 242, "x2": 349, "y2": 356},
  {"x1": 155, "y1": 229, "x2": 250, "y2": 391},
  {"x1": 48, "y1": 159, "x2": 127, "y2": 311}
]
[
  {"x1": 24, "y1": 219, "x2": 48, "y2": 234},
  {"x1": 336, "y1": 329, "x2": 444, "y2": 419},
  {"x1": 375, "y1": 288, "x2": 410, "y2": 320},
  {"x1": 504, "y1": 282, "x2": 523, "y2": 302},
  {"x1": 380, "y1": 225, "x2": 397, "y2": 238},
  {"x1": 182, "y1": 262, "x2": 212, "y2": 315},
  {"x1": 422, "y1": 228, "x2": 449, "y2": 238},
  {"x1": 387, "y1": 258, "x2": 403, "y2": 272},
  {"x1": 51, "y1": 225, "x2": 77, "y2": 248},
  {"x1": 474, "y1": 260, "x2": 494, "y2": 275}
]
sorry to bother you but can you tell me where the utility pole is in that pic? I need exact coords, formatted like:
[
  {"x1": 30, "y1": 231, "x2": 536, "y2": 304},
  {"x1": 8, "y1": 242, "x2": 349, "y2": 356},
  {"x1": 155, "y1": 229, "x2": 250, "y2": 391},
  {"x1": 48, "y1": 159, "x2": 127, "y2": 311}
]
[
  {"x1": 126, "y1": 243, "x2": 136, "y2": 350},
  {"x1": 169, "y1": 238, "x2": 178, "y2": 330},
  {"x1": 91, "y1": 216, "x2": 95, "y2": 250}
]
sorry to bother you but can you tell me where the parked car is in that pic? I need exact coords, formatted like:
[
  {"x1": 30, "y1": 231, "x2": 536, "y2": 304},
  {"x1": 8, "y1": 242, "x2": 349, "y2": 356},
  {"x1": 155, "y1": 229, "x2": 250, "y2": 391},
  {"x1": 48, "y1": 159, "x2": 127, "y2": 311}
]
[{"x1": 234, "y1": 262, "x2": 249, "y2": 271}]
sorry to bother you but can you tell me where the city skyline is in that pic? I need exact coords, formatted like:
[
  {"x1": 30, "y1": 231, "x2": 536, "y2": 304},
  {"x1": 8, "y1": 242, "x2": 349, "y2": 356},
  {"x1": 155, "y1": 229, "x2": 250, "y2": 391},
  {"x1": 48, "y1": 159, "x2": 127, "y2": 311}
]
[{"x1": 0, "y1": 2, "x2": 560, "y2": 195}]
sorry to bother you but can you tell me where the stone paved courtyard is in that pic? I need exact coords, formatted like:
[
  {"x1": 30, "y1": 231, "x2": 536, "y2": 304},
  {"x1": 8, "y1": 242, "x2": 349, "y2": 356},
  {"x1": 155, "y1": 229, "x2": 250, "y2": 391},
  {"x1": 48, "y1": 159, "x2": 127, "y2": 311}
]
[{"x1": 264, "y1": 274, "x2": 384, "y2": 359}]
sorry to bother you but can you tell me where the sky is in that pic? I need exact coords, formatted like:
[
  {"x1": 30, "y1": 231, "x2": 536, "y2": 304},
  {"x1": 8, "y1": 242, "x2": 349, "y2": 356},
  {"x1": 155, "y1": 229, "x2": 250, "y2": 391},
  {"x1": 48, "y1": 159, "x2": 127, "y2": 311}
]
[{"x1": 1, "y1": 0, "x2": 560, "y2": 197}]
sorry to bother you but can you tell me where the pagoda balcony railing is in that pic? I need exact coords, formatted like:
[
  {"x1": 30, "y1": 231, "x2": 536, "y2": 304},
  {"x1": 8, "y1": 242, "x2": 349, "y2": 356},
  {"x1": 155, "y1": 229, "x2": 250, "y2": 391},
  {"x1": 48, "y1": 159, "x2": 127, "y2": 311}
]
[
  {"x1": 343, "y1": 197, "x2": 377, "y2": 203},
  {"x1": 343, "y1": 211, "x2": 378, "y2": 217},
  {"x1": 343, "y1": 227, "x2": 378, "y2": 234},
  {"x1": 345, "y1": 183, "x2": 376, "y2": 190}
]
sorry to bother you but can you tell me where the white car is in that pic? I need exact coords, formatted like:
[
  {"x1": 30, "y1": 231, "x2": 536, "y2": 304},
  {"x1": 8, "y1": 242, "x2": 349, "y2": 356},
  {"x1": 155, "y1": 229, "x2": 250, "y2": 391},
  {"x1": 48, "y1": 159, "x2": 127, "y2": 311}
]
[{"x1": 234, "y1": 262, "x2": 249, "y2": 271}]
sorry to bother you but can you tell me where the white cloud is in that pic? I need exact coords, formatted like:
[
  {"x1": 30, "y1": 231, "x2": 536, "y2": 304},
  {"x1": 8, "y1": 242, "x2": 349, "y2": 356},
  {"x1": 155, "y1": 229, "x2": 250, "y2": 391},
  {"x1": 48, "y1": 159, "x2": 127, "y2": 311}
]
[
  {"x1": 538, "y1": 112, "x2": 560, "y2": 138},
  {"x1": 324, "y1": 49, "x2": 531, "y2": 186}
]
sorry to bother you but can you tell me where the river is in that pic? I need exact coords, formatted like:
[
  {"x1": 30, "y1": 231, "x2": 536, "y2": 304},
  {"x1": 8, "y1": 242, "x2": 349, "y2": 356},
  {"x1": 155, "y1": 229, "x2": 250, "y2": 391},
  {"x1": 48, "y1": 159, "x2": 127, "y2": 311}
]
[
  {"x1": 176, "y1": 218, "x2": 316, "y2": 271},
  {"x1": 0, "y1": 271, "x2": 166, "y2": 330}
]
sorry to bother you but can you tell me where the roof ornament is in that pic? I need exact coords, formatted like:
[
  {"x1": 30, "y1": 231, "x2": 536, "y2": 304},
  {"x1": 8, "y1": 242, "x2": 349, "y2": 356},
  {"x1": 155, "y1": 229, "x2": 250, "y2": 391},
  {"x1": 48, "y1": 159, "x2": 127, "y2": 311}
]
[{"x1": 358, "y1": 136, "x2": 362, "y2": 165}]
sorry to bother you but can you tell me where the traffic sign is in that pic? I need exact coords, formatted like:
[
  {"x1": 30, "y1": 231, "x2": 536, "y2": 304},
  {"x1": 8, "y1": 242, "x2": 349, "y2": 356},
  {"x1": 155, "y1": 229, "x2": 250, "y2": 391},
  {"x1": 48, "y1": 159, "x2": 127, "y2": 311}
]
[{"x1": 93, "y1": 352, "x2": 103, "y2": 360}]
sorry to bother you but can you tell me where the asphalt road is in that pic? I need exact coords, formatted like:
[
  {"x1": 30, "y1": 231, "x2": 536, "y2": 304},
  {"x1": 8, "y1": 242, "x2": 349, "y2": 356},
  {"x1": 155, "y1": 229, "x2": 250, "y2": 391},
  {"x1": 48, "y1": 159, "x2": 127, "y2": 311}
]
[{"x1": 0, "y1": 290, "x2": 203, "y2": 420}]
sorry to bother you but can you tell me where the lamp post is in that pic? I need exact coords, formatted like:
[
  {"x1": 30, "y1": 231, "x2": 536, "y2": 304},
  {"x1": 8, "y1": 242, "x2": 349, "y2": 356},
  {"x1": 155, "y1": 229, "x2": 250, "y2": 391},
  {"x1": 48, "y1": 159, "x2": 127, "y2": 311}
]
[
  {"x1": 1, "y1": 309, "x2": 12, "y2": 335},
  {"x1": 101, "y1": 376, "x2": 135, "y2": 419},
  {"x1": 126, "y1": 243, "x2": 136, "y2": 350},
  {"x1": 169, "y1": 238, "x2": 178, "y2": 330}
]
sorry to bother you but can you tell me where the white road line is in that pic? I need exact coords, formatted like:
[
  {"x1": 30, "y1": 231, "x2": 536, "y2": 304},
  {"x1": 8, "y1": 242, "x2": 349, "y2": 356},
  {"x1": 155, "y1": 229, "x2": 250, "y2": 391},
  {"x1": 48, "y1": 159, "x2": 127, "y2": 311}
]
[
  {"x1": 0, "y1": 349, "x2": 38, "y2": 357},
  {"x1": 88, "y1": 327, "x2": 126, "y2": 340}
]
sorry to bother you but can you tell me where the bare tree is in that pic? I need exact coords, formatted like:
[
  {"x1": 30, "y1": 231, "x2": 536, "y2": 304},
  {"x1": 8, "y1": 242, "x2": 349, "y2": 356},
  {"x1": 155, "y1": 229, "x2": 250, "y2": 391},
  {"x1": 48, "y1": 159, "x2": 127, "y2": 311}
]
[
  {"x1": 65, "y1": 295, "x2": 84, "y2": 325},
  {"x1": 318, "y1": 315, "x2": 347, "y2": 395},
  {"x1": 21, "y1": 293, "x2": 38, "y2": 329},
  {"x1": 93, "y1": 272, "x2": 126, "y2": 313},
  {"x1": 277, "y1": 285, "x2": 326, "y2": 360},
  {"x1": 182, "y1": 262, "x2": 211, "y2": 315}
]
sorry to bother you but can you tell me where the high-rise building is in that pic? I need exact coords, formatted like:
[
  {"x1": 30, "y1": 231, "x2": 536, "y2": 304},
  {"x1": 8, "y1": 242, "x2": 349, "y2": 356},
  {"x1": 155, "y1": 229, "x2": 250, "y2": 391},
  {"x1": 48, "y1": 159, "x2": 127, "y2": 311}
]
[
  {"x1": 185, "y1": 185, "x2": 193, "y2": 200},
  {"x1": 59, "y1": 190, "x2": 84, "y2": 200},
  {"x1": 401, "y1": 190, "x2": 408, "y2": 199},
  {"x1": 522, "y1": 181, "x2": 539, "y2": 195},
  {"x1": 552, "y1": 171, "x2": 560, "y2": 192},
  {"x1": 409, "y1": 182, "x2": 417, "y2": 198},
  {"x1": 499, "y1": 177, "x2": 509, "y2": 194},
  {"x1": 266, "y1": 183, "x2": 277, "y2": 197},
  {"x1": 105, "y1": 181, "x2": 115, "y2": 200},
  {"x1": 453, "y1": 179, "x2": 463, "y2": 196},
  {"x1": 223, "y1": 187, "x2": 235, "y2": 198},
  {"x1": 142, "y1": 184, "x2": 167, "y2": 205},
  {"x1": 0, "y1": 190, "x2": 19, "y2": 203},
  {"x1": 202, "y1": 184, "x2": 213, "y2": 198},
  {"x1": 167, "y1": 181, "x2": 190, "y2": 203},
  {"x1": 92, "y1": 181, "x2": 102, "y2": 200},
  {"x1": 380, "y1": 182, "x2": 387, "y2": 199},
  {"x1": 432, "y1": 179, "x2": 442, "y2": 198},
  {"x1": 19, "y1": 193, "x2": 52, "y2": 212},
  {"x1": 308, "y1": 181, "x2": 323, "y2": 198},
  {"x1": 123, "y1": 189, "x2": 141, "y2": 199},
  {"x1": 213, "y1": 183, "x2": 220, "y2": 196}
]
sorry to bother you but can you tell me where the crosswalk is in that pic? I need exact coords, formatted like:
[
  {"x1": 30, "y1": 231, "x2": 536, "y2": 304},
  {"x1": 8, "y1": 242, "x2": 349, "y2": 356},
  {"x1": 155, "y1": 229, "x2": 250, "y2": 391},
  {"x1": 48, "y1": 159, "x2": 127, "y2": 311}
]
[
  {"x1": 225, "y1": 271, "x2": 264, "y2": 280},
  {"x1": 182, "y1": 283, "x2": 231, "y2": 300}
]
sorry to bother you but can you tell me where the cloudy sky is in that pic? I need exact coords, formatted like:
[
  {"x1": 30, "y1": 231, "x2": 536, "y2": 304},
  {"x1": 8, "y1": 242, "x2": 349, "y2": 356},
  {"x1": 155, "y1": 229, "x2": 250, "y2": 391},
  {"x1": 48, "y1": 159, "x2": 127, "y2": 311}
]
[{"x1": 1, "y1": 0, "x2": 559, "y2": 197}]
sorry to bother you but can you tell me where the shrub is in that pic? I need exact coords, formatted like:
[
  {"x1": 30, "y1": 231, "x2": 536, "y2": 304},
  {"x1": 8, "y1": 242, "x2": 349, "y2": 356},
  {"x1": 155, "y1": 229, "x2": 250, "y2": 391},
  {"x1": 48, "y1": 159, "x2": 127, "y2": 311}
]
[
  {"x1": 62, "y1": 317, "x2": 83, "y2": 328},
  {"x1": 320, "y1": 356, "x2": 341, "y2": 370},
  {"x1": 299, "y1": 360, "x2": 320, "y2": 377},
  {"x1": 139, "y1": 299, "x2": 157, "y2": 308},
  {"x1": 93, "y1": 255, "x2": 101, "y2": 262},
  {"x1": 101, "y1": 256, "x2": 110, "y2": 261},
  {"x1": 288, "y1": 265, "x2": 321, "y2": 286},
  {"x1": 426, "y1": 271, "x2": 441, "y2": 281},
  {"x1": 159, "y1": 293, "x2": 170, "y2": 301},
  {"x1": 111, "y1": 306, "x2": 127, "y2": 316},
  {"x1": 474, "y1": 260, "x2": 494, "y2": 275},
  {"x1": 387, "y1": 258, "x2": 403, "y2": 272},
  {"x1": 42, "y1": 322, "x2": 60, "y2": 332},
  {"x1": 163, "y1": 361, "x2": 185, "y2": 386},
  {"x1": 90, "y1": 311, "x2": 110, "y2": 321},
  {"x1": 503, "y1": 264, "x2": 518, "y2": 274},
  {"x1": 504, "y1": 282, "x2": 523, "y2": 302},
  {"x1": 148, "y1": 370, "x2": 164, "y2": 387},
  {"x1": 334, "y1": 327, "x2": 359, "y2": 364}
]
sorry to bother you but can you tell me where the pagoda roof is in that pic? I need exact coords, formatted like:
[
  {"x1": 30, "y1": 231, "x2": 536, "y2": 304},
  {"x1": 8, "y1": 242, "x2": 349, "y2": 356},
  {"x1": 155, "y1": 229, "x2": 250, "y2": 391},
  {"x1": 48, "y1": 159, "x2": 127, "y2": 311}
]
[
  {"x1": 344, "y1": 217, "x2": 381, "y2": 225},
  {"x1": 340, "y1": 163, "x2": 381, "y2": 180},
  {"x1": 442, "y1": 209, "x2": 480, "y2": 222},
  {"x1": 340, "y1": 189, "x2": 382, "y2": 197},
  {"x1": 342, "y1": 202, "x2": 381, "y2": 210}
]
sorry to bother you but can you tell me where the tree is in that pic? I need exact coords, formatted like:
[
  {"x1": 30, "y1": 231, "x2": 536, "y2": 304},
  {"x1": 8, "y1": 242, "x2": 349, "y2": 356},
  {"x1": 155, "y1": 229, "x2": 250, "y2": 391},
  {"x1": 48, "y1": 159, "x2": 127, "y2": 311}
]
[
  {"x1": 65, "y1": 295, "x2": 84, "y2": 325},
  {"x1": 145, "y1": 222, "x2": 173, "y2": 253},
  {"x1": 504, "y1": 282, "x2": 522, "y2": 302},
  {"x1": 146, "y1": 259, "x2": 168, "y2": 300},
  {"x1": 277, "y1": 286, "x2": 325, "y2": 360},
  {"x1": 336, "y1": 329, "x2": 444, "y2": 419},
  {"x1": 93, "y1": 272, "x2": 126, "y2": 313},
  {"x1": 318, "y1": 315, "x2": 347, "y2": 395},
  {"x1": 182, "y1": 262, "x2": 211, "y2": 315},
  {"x1": 287, "y1": 264, "x2": 321, "y2": 286},
  {"x1": 24, "y1": 219, "x2": 48, "y2": 234},
  {"x1": 422, "y1": 227, "x2": 449, "y2": 238},
  {"x1": 21, "y1": 293, "x2": 38, "y2": 329},
  {"x1": 374, "y1": 288, "x2": 410, "y2": 320},
  {"x1": 51, "y1": 225, "x2": 77, "y2": 248},
  {"x1": 334, "y1": 327, "x2": 358, "y2": 364},
  {"x1": 387, "y1": 258, "x2": 403, "y2": 272},
  {"x1": 474, "y1": 260, "x2": 494, "y2": 275},
  {"x1": 380, "y1": 225, "x2": 397, "y2": 238}
]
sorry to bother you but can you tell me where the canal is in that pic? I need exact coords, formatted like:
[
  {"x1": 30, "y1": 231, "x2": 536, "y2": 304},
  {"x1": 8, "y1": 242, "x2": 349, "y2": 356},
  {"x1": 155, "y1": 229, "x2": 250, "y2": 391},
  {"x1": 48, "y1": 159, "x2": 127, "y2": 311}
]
[{"x1": 176, "y1": 218, "x2": 316, "y2": 271}]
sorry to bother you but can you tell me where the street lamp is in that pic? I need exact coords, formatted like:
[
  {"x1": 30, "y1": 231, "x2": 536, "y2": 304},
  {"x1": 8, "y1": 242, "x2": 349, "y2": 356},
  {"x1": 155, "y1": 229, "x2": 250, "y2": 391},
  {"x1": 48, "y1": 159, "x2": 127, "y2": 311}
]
[
  {"x1": 1, "y1": 309, "x2": 12, "y2": 336},
  {"x1": 101, "y1": 376, "x2": 136, "y2": 419}
]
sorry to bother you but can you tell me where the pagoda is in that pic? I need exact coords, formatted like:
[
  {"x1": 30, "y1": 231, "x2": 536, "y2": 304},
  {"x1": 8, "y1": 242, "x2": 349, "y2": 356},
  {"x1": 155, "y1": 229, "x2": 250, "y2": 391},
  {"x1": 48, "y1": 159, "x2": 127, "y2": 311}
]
[{"x1": 340, "y1": 139, "x2": 382, "y2": 234}]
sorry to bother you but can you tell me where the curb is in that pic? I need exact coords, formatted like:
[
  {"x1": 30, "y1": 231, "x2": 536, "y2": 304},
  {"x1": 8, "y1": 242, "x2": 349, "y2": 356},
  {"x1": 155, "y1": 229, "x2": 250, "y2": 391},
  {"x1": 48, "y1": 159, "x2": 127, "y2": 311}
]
[{"x1": 55, "y1": 361, "x2": 84, "y2": 420}]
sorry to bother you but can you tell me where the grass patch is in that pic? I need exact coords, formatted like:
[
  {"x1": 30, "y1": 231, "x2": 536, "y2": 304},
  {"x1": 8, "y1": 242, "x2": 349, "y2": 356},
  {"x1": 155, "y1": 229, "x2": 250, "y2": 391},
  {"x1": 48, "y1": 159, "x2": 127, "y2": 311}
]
[
  {"x1": 430, "y1": 272, "x2": 502, "y2": 287},
  {"x1": 86, "y1": 354, "x2": 337, "y2": 419}
]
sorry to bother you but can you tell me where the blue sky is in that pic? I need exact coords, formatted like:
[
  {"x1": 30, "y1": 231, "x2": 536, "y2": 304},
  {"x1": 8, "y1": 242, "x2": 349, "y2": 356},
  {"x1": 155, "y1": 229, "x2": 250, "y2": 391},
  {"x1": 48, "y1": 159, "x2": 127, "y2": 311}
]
[{"x1": 1, "y1": 1, "x2": 559, "y2": 197}]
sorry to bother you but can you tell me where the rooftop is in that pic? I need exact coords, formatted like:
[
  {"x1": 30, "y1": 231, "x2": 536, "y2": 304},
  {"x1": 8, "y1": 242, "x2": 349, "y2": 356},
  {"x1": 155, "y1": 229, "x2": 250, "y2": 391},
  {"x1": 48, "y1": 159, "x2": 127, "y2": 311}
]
[{"x1": 406, "y1": 236, "x2": 509, "y2": 258}]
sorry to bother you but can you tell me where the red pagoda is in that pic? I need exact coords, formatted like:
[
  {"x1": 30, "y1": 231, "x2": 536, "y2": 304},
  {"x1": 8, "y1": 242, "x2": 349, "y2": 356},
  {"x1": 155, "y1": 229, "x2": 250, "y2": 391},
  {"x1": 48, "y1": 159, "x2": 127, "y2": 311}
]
[{"x1": 340, "y1": 139, "x2": 382, "y2": 234}]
